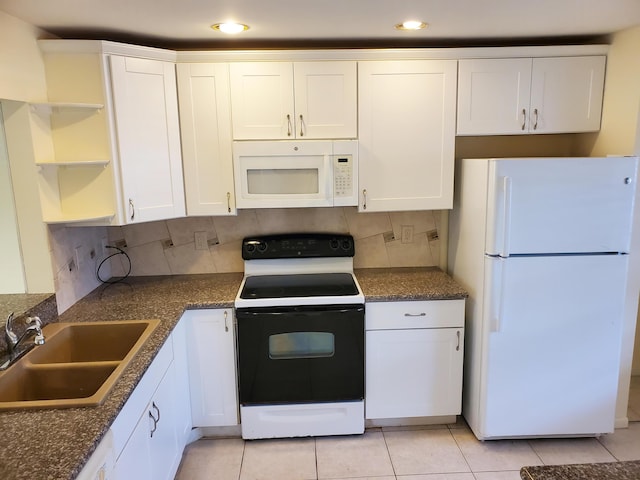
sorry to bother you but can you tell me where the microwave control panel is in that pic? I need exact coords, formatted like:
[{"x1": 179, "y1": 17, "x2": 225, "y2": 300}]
[{"x1": 333, "y1": 154, "x2": 356, "y2": 205}]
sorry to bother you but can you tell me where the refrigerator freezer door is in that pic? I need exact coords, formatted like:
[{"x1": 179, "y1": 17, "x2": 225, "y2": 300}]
[
  {"x1": 485, "y1": 157, "x2": 637, "y2": 256},
  {"x1": 479, "y1": 254, "x2": 628, "y2": 439}
]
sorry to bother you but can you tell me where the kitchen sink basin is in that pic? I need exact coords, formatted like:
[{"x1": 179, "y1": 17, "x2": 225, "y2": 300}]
[
  {"x1": 0, "y1": 319, "x2": 159, "y2": 410},
  {"x1": 28, "y1": 321, "x2": 155, "y2": 364},
  {"x1": 0, "y1": 363, "x2": 117, "y2": 403}
]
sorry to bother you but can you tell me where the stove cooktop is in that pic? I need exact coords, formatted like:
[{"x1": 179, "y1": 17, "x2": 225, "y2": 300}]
[{"x1": 239, "y1": 273, "x2": 359, "y2": 299}]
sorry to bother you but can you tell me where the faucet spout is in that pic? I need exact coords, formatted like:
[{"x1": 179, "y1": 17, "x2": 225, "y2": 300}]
[{"x1": 5, "y1": 315, "x2": 45, "y2": 353}]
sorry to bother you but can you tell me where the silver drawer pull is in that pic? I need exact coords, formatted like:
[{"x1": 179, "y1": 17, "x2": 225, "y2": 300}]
[{"x1": 404, "y1": 312, "x2": 426, "y2": 317}]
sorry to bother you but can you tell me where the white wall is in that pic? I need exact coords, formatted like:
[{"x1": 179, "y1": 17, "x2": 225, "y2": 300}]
[
  {"x1": 0, "y1": 11, "x2": 56, "y2": 295},
  {"x1": 0, "y1": 105, "x2": 26, "y2": 292},
  {"x1": 0, "y1": 10, "x2": 50, "y2": 102},
  {"x1": 576, "y1": 24, "x2": 640, "y2": 426}
]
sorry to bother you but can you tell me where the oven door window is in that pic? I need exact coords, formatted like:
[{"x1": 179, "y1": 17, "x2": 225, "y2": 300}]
[{"x1": 269, "y1": 332, "x2": 334, "y2": 359}]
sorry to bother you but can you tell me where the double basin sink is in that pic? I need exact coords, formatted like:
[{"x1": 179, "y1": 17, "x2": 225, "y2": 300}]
[{"x1": 0, "y1": 319, "x2": 159, "y2": 410}]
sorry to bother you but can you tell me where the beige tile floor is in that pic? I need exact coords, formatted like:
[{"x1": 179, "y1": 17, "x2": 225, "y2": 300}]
[{"x1": 175, "y1": 378, "x2": 640, "y2": 480}]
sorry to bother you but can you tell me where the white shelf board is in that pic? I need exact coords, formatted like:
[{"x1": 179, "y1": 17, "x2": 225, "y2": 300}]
[
  {"x1": 36, "y1": 159, "x2": 110, "y2": 167},
  {"x1": 30, "y1": 102, "x2": 104, "y2": 113},
  {"x1": 43, "y1": 213, "x2": 115, "y2": 225}
]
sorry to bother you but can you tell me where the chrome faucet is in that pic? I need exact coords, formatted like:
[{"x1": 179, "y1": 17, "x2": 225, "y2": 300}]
[{"x1": 5, "y1": 313, "x2": 45, "y2": 353}]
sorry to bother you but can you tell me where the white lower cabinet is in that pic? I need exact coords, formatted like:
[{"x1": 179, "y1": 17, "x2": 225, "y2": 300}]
[
  {"x1": 76, "y1": 430, "x2": 116, "y2": 480},
  {"x1": 116, "y1": 367, "x2": 178, "y2": 480},
  {"x1": 184, "y1": 308, "x2": 239, "y2": 427},
  {"x1": 365, "y1": 300, "x2": 465, "y2": 420},
  {"x1": 112, "y1": 328, "x2": 186, "y2": 480}
]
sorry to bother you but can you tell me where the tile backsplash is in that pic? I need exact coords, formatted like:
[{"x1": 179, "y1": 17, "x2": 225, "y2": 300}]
[{"x1": 49, "y1": 207, "x2": 442, "y2": 312}]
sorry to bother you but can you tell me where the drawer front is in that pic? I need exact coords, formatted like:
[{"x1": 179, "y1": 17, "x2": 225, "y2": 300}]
[{"x1": 366, "y1": 299, "x2": 464, "y2": 330}]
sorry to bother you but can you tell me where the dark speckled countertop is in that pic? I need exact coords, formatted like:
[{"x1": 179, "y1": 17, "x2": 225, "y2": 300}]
[
  {"x1": 355, "y1": 267, "x2": 468, "y2": 301},
  {"x1": 0, "y1": 268, "x2": 465, "y2": 480},
  {"x1": 521, "y1": 461, "x2": 640, "y2": 479}
]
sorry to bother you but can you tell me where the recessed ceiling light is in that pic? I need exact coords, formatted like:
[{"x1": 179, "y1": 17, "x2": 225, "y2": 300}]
[
  {"x1": 395, "y1": 21, "x2": 428, "y2": 31},
  {"x1": 211, "y1": 22, "x2": 250, "y2": 34}
]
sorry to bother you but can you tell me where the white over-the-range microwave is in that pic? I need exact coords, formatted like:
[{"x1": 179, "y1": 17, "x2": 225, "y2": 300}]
[{"x1": 233, "y1": 140, "x2": 358, "y2": 208}]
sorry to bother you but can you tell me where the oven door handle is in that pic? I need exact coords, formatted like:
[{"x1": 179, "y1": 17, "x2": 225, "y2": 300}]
[{"x1": 236, "y1": 305, "x2": 365, "y2": 317}]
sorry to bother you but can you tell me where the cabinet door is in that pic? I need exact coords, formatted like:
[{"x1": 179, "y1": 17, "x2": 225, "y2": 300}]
[
  {"x1": 457, "y1": 58, "x2": 532, "y2": 135},
  {"x1": 185, "y1": 309, "x2": 239, "y2": 427},
  {"x1": 114, "y1": 364, "x2": 180, "y2": 480},
  {"x1": 109, "y1": 56, "x2": 186, "y2": 223},
  {"x1": 177, "y1": 63, "x2": 235, "y2": 215},
  {"x1": 293, "y1": 61, "x2": 357, "y2": 139},
  {"x1": 529, "y1": 56, "x2": 605, "y2": 134},
  {"x1": 358, "y1": 60, "x2": 457, "y2": 211},
  {"x1": 114, "y1": 404, "x2": 153, "y2": 480},
  {"x1": 148, "y1": 366, "x2": 180, "y2": 480},
  {"x1": 366, "y1": 328, "x2": 463, "y2": 419},
  {"x1": 230, "y1": 62, "x2": 294, "y2": 139},
  {"x1": 171, "y1": 317, "x2": 193, "y2": 448}
]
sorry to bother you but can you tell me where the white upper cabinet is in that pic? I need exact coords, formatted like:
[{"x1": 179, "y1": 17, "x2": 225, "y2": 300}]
[
  {"x1": 110, "y1": 56, "x2": 185, "y2": 223},
  {"x1": 529, "y1": 56, "x2": 605, "y2": 134},
  {"x1": 358, "y1": 60, "x2": 457, "y2": 212},
  {"x1": 457, "y1": 56, "x2": 605, "y2": 135},
  {"x1": 177, "y1": 63, "x2": 235, "y2": 216},
  {"x1": 230, "y1": 61, "x2": 357, "y2": 139},
  {"x1": 36, "y1": 41, "x2": 185, "y2": 225}
]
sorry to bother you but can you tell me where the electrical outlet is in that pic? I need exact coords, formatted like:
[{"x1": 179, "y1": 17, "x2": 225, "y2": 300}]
[
  {"x1": 101, "y1": 237, "x2": 109, "y2": 257},
  {"x1": 74, "y1": 245, "x2": 86, "y2": 268},
  {"x1": 401, "y1": 225, "x2": 414, "y2": 244},
  {"x1": 195, "y1": 231, "x2": 209, "y2": 250}
]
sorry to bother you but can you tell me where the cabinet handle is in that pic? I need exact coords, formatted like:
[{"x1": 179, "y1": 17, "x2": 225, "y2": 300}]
[
  {"x1": 521, "y1": 109, "x2": 526, "y2": 131},
  {"x1": 152, "y1": 401, "x2": 161, "y2": 423},
  {"x1": 299, "y1": 114, "x2": 304, "y2": 137},
  {"x1": 533, "y1": 108, "x2": 539, "y2": 130},
  {"x1": 286, "y1": 114, "x2": 292, "y2": 136},
  {"x1": 226, "y1": 192, "x2": 231, "y2": 213},
  {"x1": 404, "y1": 312, "x2": 426, "y2": 317},
  {"x1": 362, "y1": 189, "x2": 367, "y2": 210},
  {"x1": 129, "y1": 198, "x2": 135, "y2": 221},
  {"x1": 224, "y1": 310, "x2": 229, "y2": 332},
  {"x1": 148, "y1": 411, "x2": 158, "y2": 438},
  {"x1": 456, "y1": 330, "x2": 461, "y2": 351}
]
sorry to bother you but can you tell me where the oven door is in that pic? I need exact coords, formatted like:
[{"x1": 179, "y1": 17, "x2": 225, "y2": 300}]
[{"x1": 236, "y1": 304, "x2": 364, "y2": 405}]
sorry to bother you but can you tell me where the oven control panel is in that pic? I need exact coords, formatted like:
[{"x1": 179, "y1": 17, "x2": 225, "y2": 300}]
[{"x1": 242, "y1": 233, "x2": 355, "y2": 260}]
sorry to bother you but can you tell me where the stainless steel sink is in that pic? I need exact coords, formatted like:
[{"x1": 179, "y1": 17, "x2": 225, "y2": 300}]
[{"x1": 0, "y1": 320, "x2": 160, "y2": 410}]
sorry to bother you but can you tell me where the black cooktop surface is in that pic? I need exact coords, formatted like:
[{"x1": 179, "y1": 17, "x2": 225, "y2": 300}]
[{"x1": 240, "y1": 273, "x2": 359, "y2": 299}]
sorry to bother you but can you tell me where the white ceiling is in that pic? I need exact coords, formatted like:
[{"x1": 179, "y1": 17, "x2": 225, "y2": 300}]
[{"x1": 1, "y1": 0, "x2": 640, "y2": 48}]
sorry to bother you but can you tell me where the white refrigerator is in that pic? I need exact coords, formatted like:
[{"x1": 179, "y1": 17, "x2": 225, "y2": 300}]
[{"x1": 448, "y1": 156, "x2": 638, "y2": 440}]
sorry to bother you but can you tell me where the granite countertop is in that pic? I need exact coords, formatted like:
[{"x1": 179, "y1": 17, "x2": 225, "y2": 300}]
[
  {"x1": 521, "y1": 461, "x2": 640, "y2": 479},
  {"x1": 0, "y1": 293, "x2": 55, "y2": 320},
  {"x1": 0, "y1": 267, "x2": 466, "y2": 480},
  {"x1": 355, "y1": 267, "x2": 468, "y2": 301}
]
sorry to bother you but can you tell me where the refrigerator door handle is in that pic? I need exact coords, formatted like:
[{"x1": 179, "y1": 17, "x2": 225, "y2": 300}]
[
  {"x1": 500, "y1": 176, "x2": 512, "y2": 258},
  {"x1": 489, "y1": 258, "x2": 506, "y2": 333}
]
